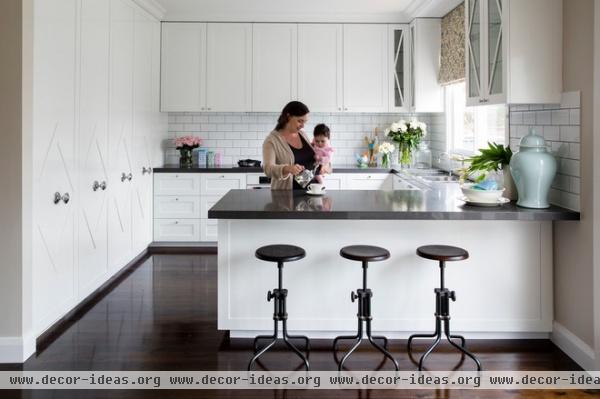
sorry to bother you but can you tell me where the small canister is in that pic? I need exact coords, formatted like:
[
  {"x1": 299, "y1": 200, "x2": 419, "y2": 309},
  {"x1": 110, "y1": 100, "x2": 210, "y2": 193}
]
[
  {"x1": 206, "y1": 151, "x2": 215, "y2": 167},
  {"x1": 214, "y1": 151, "x2": 222, "y2": 167}
]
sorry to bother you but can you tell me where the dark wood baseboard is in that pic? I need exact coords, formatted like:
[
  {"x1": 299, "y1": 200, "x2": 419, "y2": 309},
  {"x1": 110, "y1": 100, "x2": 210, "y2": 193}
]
[
  {"x1": 148, "y1": 242, "x2": 218, "y2": 254},
  {"x1": 35, "y1": 248, "x2": 151, "y2": 353}
]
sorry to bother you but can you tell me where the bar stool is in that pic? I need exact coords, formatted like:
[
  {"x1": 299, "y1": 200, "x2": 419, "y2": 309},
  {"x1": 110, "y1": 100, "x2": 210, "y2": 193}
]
[
  {"x1": 407, "y1": 245, "x2": 482, "y2": 371},
  {"x1": 248, "y1": 244, "x2": 310, "y2": 371},
  {"x1": 333, "y1": 245, "x2": 399, "y2": 371}
]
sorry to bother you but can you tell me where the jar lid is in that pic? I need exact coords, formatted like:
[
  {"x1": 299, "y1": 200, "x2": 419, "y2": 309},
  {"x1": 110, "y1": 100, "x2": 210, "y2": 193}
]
[{"x1": 519, "y1": 129, "x2": 546, "y2": 148}]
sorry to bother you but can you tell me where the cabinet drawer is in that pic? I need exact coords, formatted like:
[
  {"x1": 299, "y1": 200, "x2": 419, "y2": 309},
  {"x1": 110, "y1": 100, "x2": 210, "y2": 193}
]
[
  {"x1": 200, "y1": 195, "x2": 222, "y2": 219},
  {"x1": 201, "y1": 219, "x2": 218, "y2": 242},
  {"x1": 200, "y1": 173, "x2": 246, "y2": 195},
  {"x1": 322, "y1": 174, "x2": 345, "y2": 190},
  {"x1": 154, "y1": 196, "x2": 201, "y2": 219},
  {"x1": 154, "y1": 174, "x2": 200, "y2": 196},
  {"x1": 345, "y1": 174, "x2": 392, "y2": 190},
  {"x1": 153, "y1": 219, "x2": 200, "y2": 241}
]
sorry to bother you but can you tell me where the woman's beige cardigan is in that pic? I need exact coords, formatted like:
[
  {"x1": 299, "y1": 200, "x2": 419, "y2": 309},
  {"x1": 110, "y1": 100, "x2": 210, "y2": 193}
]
[{"x1": 262, "y1": 129, "x2": 314, "y2": 190}]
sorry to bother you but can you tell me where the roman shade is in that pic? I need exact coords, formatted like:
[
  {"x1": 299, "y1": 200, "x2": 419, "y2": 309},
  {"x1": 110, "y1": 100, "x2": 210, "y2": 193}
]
[{"x1": 439, "y1": 2, "x2": 466, "y2": 85}]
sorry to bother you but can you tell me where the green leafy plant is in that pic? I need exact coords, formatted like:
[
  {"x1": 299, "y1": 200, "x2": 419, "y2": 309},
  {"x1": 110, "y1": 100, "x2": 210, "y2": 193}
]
[{"x1": 465, "y1": 142, "x2": 513, "y2": 182}]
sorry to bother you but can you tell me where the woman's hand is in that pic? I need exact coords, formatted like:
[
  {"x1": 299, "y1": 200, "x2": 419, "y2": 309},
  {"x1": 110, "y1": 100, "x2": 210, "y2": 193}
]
[
  {"x1": 283, "y1": 164, "x2": 305, "y2": 176},
  {"x1": 320, "y1": 164, "x2": 332, "y2": 175}
]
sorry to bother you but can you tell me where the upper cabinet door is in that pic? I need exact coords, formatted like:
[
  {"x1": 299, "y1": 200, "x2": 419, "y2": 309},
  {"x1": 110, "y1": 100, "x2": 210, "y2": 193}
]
[
  {"x1": 206, "y1": 23, "x2": 252, "y2": 112},
  {"x1": 252, "y1": 24, "x2": 298, "y2": 112},
  {"x1": 410, "y1": 19, "x2": 443, "y2": 113},
  {"x1": 486, "y1": 0, "x2": 504, "y2": 104},
  {"x1": 388, "y1": 24, "x2": 410, "y2": 112},
  {"x1": 343, "y1": 24, "x2": 388, "y2": 112},
  {"x1": 161, "y1": 22, "x2": 206, "y2": 112},
  {"x1": 466, "y1": 0, "x2": 484, "y2": 105},
  {"x1": 297, "y1": 24, "x2": 343, "y2": 112}
]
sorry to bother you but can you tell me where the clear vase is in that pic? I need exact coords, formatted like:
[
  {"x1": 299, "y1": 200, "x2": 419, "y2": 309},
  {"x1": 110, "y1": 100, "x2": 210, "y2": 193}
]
[
  {"x1": 179, "y1": 147, "x2": 193, "y2": 168},
  {"x1": 381, "y1": 153, "x2": 390, "y2": 168},
  {"x1": 398, "y1": 143, "x2": 412, "y2": 168}
]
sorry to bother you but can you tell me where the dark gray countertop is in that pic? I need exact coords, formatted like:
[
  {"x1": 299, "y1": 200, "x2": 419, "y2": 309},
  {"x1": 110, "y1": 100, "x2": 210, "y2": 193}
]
[
  {"x1": 153, "y1": 164, "x2": 394, "y2": 173},
  {"x1": 207, "y1": 188, "x2": 580, "y2": 221}
]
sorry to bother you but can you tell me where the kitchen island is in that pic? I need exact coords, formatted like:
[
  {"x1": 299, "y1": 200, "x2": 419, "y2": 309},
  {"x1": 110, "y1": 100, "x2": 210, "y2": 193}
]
[{"x1": 208, "y1": 187, "x2": 579, "y2": 339}]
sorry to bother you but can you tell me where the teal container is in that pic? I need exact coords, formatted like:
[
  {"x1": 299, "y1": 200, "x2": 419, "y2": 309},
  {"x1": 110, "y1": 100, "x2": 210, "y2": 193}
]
[{"x1": 509, "y1": 129, "x2": 557, "y2": 208}]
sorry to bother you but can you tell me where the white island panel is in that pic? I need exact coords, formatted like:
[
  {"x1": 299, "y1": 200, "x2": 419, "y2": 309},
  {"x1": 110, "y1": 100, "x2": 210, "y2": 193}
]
[{"x1": 218, "y1": 219, "x2": 552, "y2": 338}]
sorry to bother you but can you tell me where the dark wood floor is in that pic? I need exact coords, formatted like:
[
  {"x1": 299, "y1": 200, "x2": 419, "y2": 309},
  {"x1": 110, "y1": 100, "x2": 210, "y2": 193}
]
[{"x1": 2, "y1": 254, "x2": 597, "y2": 398}]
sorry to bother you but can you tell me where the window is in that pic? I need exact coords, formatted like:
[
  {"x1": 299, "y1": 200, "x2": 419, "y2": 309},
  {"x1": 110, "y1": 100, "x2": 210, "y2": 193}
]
[{"x1": 445, "y1": 81, "x2": 507, "y2": 155}]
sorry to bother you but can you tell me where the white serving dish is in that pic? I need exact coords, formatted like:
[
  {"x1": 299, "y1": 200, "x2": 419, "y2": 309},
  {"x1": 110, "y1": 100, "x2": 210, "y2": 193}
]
[{"x1": 460, "y1": 183, "x2": 505, "y2": 203}]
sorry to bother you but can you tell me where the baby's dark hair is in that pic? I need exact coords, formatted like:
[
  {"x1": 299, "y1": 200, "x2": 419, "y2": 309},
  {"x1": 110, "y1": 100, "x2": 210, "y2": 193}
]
[{"x1": 313, "y1": 123, "x2": 330, "y2": 139}]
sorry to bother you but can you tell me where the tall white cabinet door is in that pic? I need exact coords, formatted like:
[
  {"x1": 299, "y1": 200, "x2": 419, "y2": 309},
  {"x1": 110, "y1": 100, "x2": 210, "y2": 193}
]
[
  {"x1": 161, "y1": 22, "x2": 206, "y2": 112},
  {"x1": 252, "y1": 24, "x2": 298, "y2": 112},
  {"x1": 150, "y1": 20, "x2": 164, "y2": 166},
  {"x1": 78, "y1": 0, "x2": 110, "y2": 297},
  {"x1": 108, "y1": 0, "x2": 134, "y2": 271},
  {"x1": 298, "y1": 24, "x2": 343, "y2": 112},
  {"x1": 32, "y1": 0, "x2": 78, "y2": 330},
  {"x1": 206, "y1": 23, "x2": 252, "y2": 112},
  {"x1": 131, "y1": 9, "x2": 154, "y2": 255},
  {"x1": 343, "y1": 24, "x2": 388, "y2": 112}
]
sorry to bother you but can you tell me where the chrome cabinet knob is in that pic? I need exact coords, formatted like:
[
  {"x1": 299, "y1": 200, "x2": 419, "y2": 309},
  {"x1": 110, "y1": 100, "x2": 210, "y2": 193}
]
[
  {"x1": 121, "y1": 172, "x2": 133, "y2": 182},
  {"x1": 92, "y1": 181, "x2": 104, "y2": 191},
  {"x1": 54, "y1": 192, "x2": 70, "y2": 204},
  {"x1": 127, "y1": 173, "x2": 133, "y2": 181},
  {"x1": 142, "y1": 166, "x2": 153, "y2": 175}
]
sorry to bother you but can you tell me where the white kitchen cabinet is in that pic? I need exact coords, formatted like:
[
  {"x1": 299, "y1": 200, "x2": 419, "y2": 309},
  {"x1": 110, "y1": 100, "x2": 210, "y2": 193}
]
[
  {"x1": 33, "y1": 0, "x2": 163, "y2": 336},
  {"x1": 154, "y1": 174, "x2": 201, "y2": 196},
  {"x1": 297, "y1": 24, "x2": 343, "y2": 112},
  {"x1": 154, "y1": 196, "x2": 201, "y2": 219},
  {"x1": 388, "y1": 24, "x2": 411, "y2": 112},
  {"x1": 161, "y1": 22, "x2": 252, "y2": 112},
  {"x1": 154, "y1": 219, "x2": 201, "y2": 242},
  {"x1": 108, "y1": 0, "x2": 135, "y2": 271},
  {"x1": 206, "y1": 23, "x2": 252, "y2": 112},
  {"x1": 160, "y1": 23, "x2": 206, "y2": 112},
  {"x1": 465, "y1": 0, "x2": 562, "y2": 106},
  {"x1": 132, "y1": 9, "x2": 157, "y2": 255},
  {"x1": 78, "y1": 0, "x2": 110, "y2": 298},
  {"x1": 252, "y1": 24, "x2": 298, "y2": 112},
  {"x1": 409, "y1": 19, "x2": 443, "y2": 113},
  {"x1": 32, "y1": 0, "x2": 78, "y2": 331},
  {"x1": 199, "y1": 174, "x2": 246, "y2": 196},
  {"x1": 343, "y1": 24, "x2": 388, "y2": 112},
  {"x1": 344, "y1": 173, "x2": 393, "y2": 190},
  {"x1": 322, "y1": 174, "x2": 346, "y2": 190}
]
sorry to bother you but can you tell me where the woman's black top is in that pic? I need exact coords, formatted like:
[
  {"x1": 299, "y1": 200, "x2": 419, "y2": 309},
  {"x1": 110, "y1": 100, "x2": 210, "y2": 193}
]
[{"x1": 288, "y1": 134, "x2": 316, "y2": 190}]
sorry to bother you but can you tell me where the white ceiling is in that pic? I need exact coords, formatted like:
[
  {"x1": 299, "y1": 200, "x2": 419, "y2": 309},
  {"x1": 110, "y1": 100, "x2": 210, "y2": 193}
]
[{"x1": 153, "y1": 0, "x2": 463, "y2": 23}]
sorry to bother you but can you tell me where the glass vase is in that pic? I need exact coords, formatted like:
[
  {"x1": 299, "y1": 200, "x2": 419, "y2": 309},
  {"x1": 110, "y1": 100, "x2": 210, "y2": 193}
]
[
  {"x1": 381, "y1": 153, "x2": 390, "y2": 168},
  {"x1": 398, "y1": 142, "x2": 412, "y2": 168},
  {"x1": 179, "y1": 147, "x2": 193, "y2": 168}
]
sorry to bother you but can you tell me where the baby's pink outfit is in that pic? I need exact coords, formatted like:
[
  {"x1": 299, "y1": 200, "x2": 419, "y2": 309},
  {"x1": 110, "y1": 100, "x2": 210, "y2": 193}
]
[{"x1": 313, "y1": 145, "x2": 334, "y2": 184}]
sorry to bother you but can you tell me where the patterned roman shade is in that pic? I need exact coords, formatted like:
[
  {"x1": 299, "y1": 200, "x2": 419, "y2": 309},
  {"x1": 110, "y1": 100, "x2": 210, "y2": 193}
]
[{"x1": 439, "y1": 3, "x2": 466, "y2": 85}]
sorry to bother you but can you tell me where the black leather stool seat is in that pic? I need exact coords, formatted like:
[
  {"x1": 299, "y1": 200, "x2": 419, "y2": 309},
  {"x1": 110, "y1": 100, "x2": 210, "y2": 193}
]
[
  {"x1": 416, "y1": 245, "x2": 469, "y2": 262},
  {"x1": 340, "y1": 245, "x2": 390, "y2": 262},
  {"x1": 255, "y1": 244, "x2": 306, "y2": 263}
]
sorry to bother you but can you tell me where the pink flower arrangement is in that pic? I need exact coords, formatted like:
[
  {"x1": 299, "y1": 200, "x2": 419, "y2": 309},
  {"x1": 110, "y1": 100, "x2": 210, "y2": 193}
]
[{"x1": 175, "y1": 135, "x2": 202, "y2": 149}]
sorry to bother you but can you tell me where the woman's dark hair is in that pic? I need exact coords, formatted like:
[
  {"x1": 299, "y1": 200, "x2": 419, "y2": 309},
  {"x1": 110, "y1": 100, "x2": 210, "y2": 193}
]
[
  {"x1": 275, "y1": 101, "x2": 310, "y2": 130},
  {"x1": 313, "y1": 123, "x2": 330, "y2": 139}
]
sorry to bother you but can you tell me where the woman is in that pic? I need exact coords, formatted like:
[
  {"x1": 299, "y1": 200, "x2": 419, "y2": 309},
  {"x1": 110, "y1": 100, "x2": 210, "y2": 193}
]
[{"x1": 263, "y1": 101, "x2": 328, "y2": 190}]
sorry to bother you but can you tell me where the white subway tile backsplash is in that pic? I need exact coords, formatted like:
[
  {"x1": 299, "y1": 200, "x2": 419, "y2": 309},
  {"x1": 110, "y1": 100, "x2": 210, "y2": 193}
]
[
  {"x1": 543, "y1": 126, "x2": 560, "y2": 141},
  {"x1": 551, "y1": 110, "x2": 570, "y2": 125},
  {"x1": 570, "y1": 109, "x2": 580, "y2": 125},
  {"x1": 559, "y1": 126, "x2": 580, "y2": 142},
  {"x1": 209, "y1": 115, "x2": 225, "y2": 123},
  {"x1": 192, "y1": 115, "x2": 209, "y2": 123},
  {"x1": 508, "y1": 95, "x2": 580, "y2": 211},
  {"x1": 225, "y1": 115, "x2": 242, "y2": 123}
]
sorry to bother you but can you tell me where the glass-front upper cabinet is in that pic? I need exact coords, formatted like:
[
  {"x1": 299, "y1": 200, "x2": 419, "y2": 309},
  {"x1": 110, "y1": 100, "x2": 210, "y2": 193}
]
[
  {"x1": 466, "y1": 0, "x2": 505, "y2": 106},
  {"x1": 388, "y1": 24, "x2": 410, "y2": 112}
]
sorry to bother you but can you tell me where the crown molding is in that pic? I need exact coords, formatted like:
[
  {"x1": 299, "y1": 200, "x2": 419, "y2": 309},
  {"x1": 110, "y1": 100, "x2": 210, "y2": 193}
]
[{"x1": 131, "y1": 0, "x2": 166, "y2": 20}]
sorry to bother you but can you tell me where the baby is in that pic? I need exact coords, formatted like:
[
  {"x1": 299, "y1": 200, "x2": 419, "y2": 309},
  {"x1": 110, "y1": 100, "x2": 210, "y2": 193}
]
[{"x1": 312, "y1": 123, "x2": 334, "y2": 184}]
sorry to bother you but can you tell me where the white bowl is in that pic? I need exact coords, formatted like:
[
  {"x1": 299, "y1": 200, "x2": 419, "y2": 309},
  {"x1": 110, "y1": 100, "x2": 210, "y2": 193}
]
[{"x1": 460, "y1": 183, "x2": 505, "y2": 203}]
